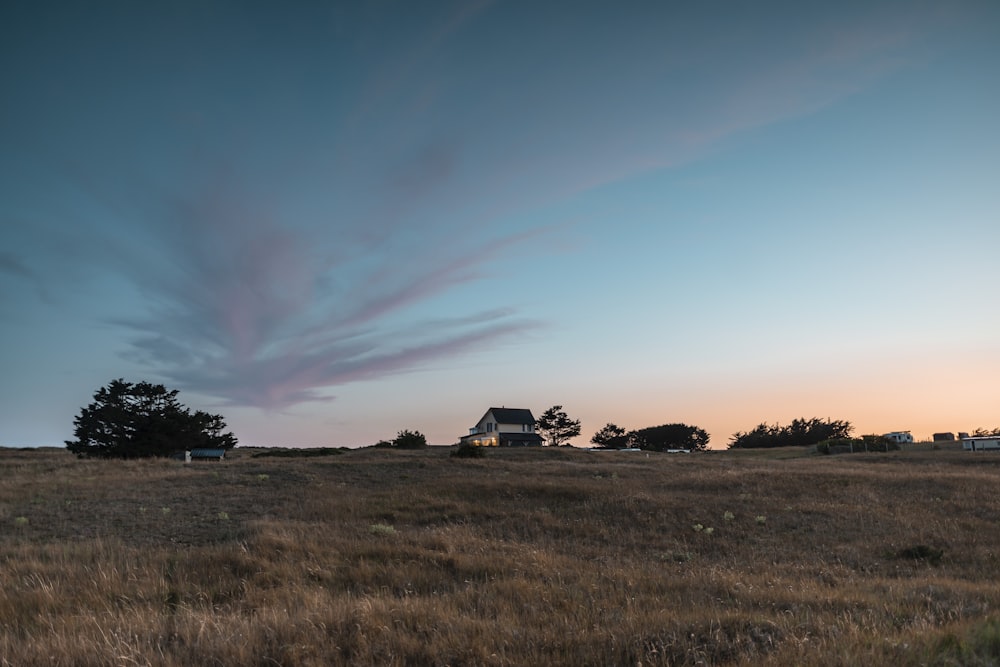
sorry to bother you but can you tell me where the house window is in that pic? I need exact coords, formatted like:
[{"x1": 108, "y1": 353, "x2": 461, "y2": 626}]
[{"x1": 486, "y1": 423, "x2": 493, "y2": 432}]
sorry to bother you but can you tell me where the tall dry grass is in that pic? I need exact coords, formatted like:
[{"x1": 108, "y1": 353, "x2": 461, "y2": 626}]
[{"x1": 2, "y1": 446, "x2": 1000, "y2": 665}]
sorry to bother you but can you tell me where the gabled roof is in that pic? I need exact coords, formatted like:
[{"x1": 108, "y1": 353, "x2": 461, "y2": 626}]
[{"x1": 485, "y1": 407, "x2": 535, "y2": 424}]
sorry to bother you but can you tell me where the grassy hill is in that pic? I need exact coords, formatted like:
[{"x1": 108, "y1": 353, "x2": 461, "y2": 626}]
[{"x1": 2, "y1": 445, "x2": 999, "y2": 665}]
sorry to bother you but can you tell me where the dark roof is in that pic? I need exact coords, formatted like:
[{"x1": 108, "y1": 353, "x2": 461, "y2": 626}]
[
  {"x1": 190, "y1": 448, "x2": 226, "y2": 458},
  {"x1": 498, "y1": 432, "x2": 544, "y2": 445},
  {"x1": 485, "y1": 407, "x2": 535, "y2": 424}
]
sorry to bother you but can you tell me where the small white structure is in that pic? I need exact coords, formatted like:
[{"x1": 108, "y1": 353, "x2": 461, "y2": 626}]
[
  {"x1": 884, "y1": 431, "x2": 914, "y2": 444},
  {"x1": 962, "y1": 436, "x2": 1000, "y2": 451}
]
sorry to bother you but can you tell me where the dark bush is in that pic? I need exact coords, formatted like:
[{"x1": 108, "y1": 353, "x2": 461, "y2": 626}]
[
  {"x1": 894, "y1": 544, "x2": 944, "y2": 566},
  {"x1": 451, "y1": 442, "x2": 485, "y2": 458},
  {"x1": 392, "y1": 430, "x2": 427, "y2": 449}
]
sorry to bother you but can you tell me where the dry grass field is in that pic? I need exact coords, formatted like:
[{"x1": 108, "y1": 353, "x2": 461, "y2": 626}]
[{"x1": 3, "y1": 444, "x2": 1000, "y2": 666}]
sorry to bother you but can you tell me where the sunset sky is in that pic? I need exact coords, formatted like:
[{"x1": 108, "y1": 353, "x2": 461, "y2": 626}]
[{"x1": 2, "y1": 1, "x2": 997, "y2": 449}]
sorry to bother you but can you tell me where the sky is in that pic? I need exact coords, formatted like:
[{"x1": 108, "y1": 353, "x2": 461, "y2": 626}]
[{"x1": 1, "y1": 1, "x2": 998, "y2": 449}]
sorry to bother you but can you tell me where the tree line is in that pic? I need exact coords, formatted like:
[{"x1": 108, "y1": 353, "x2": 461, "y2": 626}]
[
  {"x1": 537, "y1": 406, "x2": 710, "y2": 451},
  {"x1": 66, "y1": 379, "x2": 435, "y2": 459},
  {"x1": 590, "y1": 421, "x2": 710, "y2": 452},
  {"x1": 558, "y1": 409, "x2": 862, "y2": 452},
  {"x1": 65, "y1": 379, "x2": 994, "y2": 459},
  {"x1": 727, "y1": 418, "x2": 853, "y2": 449}
]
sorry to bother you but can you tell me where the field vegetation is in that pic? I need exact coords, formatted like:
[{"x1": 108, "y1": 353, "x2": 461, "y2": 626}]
[{"x1": 3, "y1": 444, "x2": 1000, "y2": 665}]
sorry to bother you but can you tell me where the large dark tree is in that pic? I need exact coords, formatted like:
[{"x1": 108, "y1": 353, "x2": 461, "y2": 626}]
[
  {"x1": 728, "y1": 418, "x2": 852, "y2": 449},
  {"x1": 591, "y1": 423, "x2": 629, "y2": 449},
  {"x1": 536, "y1": 405, "x2": 582, "y2": 446},
  {"x1": 66, "y1": 379, "x2": 237, "y2": 458},
  {"x1": 628, "y1": 423, "x2": 710, "y2": 452}
]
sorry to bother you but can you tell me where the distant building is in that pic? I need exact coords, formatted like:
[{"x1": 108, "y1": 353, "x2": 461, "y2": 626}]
[
  {"x1": 962, "y1": 436, "x2": 1000, "y2": 451},
  {"x1": 188, "y1": 448, "x2": 226, "y2": 461},
  {"x1": 932, "y1": 432, "x2": 955, "y2": 442},
  {"x1": 460, "y1": 407, "x2": 544, "y2": 447},
  {"x1": 883, "y1": 431, "x2": 914, "y2": 444}
]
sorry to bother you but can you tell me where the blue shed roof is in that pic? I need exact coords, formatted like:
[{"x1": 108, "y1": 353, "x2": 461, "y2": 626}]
[{"x1": 190, "y1": 448, "x2": 226, "y2": 458}]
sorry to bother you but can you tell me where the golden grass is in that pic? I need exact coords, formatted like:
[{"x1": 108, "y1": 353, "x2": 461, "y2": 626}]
[{"x1": 3, "y1": 445, "x2": 1000, "y2": 665}]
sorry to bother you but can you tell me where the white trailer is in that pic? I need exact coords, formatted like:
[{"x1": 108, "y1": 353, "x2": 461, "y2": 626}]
[{"x1": 962, "y1": 436, "x2": 1000, "y2": 451}]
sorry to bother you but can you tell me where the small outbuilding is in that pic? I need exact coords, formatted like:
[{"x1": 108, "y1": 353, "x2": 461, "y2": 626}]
[
  {"x1": 187, "y1": 448, "x2": 226, "y2": 462},
  {"x1": 932, "y1": 432, "x2": 955, "y2": 442},
  {"x1": 962, "y1": 436, "x2": 1000, "y2": 451},
  {"x1": 883, "y1": 431, "x2": 914, "y2": 444}
]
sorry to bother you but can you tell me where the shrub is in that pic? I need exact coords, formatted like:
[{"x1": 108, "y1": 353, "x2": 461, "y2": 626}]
[
  {"x1": 894, "y1": 544, "x2": 944, "y2": 566},
  {"x1": 392, "y1": 430, "x2": 427, "y2": 449},
  {"x1": 861, "y1": 434, "x2": 898, "y2": 452},
  {"x1": 368, "y1": 523, "x2": 397, "y2": 536},
  {"x1": 451, "y1": 442, "x2": 485, "y2": 458}
]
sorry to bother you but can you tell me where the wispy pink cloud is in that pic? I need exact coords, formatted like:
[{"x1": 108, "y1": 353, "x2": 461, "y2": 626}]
[{"x1": 96, "y1": 173, "x2": 540, "y2": 410}]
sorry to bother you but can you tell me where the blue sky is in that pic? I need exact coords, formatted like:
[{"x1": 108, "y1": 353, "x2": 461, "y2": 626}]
[{"x1": 2, "y1": 1, "x2": 998, "y2": 448}]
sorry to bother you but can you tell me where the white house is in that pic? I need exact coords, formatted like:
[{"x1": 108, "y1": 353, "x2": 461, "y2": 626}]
[
  {"x1": 883, "y1": 431, "x2": 914, "y2": 444},
  {"x1": 460, "y1": 407, "x2": 543, "y2": 447},
  {"x1": 962, "y1": 436, "x2": 1000, "y2": 451}
]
